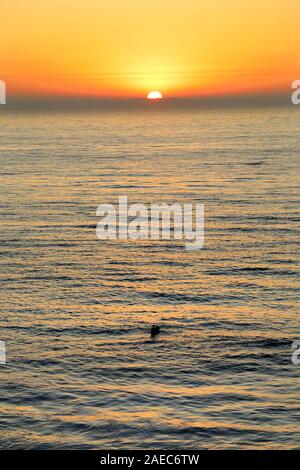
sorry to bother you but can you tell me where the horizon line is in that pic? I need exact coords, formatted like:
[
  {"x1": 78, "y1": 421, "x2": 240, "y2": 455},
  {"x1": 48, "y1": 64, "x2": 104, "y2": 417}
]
[{"x1": 1, "y1": 92, "x2": 293, "y2": 111}]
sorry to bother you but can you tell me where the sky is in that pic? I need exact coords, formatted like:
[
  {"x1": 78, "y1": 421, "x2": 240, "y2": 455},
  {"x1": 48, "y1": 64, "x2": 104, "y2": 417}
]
[{"x1": 1, "y1": 0, "x2": 300, "y2": 99}]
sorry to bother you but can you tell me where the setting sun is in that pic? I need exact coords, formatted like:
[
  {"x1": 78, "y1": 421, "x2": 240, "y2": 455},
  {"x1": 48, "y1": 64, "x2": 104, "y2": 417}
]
[
  {"x1": 1, "y1": 0, "x2": 299, "y2": 99},
  {"x1": 147, "y1": 91, "x2": 163, "y2": 100}
]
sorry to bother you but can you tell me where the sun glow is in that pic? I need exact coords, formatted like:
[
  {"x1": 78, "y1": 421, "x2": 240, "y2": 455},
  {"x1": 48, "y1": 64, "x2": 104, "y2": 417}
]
[
  {"x1": 147, "y1": 91, "x2": 163, "y2": 100},
  {"x1": 1, "y1": 1, "x2": 299, "y2": 98}
]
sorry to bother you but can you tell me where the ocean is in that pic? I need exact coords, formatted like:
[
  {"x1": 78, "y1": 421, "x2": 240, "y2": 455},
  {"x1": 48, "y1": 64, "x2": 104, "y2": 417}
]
[{"x1": 0, "y1": 106, "x2": 299, "y2": 449}]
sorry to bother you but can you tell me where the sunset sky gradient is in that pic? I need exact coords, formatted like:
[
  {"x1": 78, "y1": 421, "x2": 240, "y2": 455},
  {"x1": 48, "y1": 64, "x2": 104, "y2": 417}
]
[{"x1": 1, "y1": 0, "x2": 300, "y2": 98}]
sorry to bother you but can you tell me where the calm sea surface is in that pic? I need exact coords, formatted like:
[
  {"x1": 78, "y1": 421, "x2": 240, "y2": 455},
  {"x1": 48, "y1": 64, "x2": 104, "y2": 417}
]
[{"x1": 0, "y1": 106, "x2": 299, "y2": 449}]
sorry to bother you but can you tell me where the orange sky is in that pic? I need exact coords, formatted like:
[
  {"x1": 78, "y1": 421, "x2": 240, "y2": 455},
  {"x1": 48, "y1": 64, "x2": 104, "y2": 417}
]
[{"x1": 1, "y1": 0, "x2": 300, "y2": 98}]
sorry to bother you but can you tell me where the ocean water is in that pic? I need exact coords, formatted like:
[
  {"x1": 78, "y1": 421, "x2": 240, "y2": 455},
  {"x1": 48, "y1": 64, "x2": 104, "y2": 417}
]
[{"x1": 0, "y1": 106, "x2": 299, "y2": 449}]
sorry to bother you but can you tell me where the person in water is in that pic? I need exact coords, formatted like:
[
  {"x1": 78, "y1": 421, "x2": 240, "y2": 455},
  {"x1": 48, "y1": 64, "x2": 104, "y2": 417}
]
[{"x1": 150, "y1": 325, "x2": 160, "y2": 337}]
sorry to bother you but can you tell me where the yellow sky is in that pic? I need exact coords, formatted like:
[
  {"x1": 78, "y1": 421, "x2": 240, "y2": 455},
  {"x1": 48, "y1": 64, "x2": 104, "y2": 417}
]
[{"x1": 1, "y1": 0, "x2": 299, "y2": 98}]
